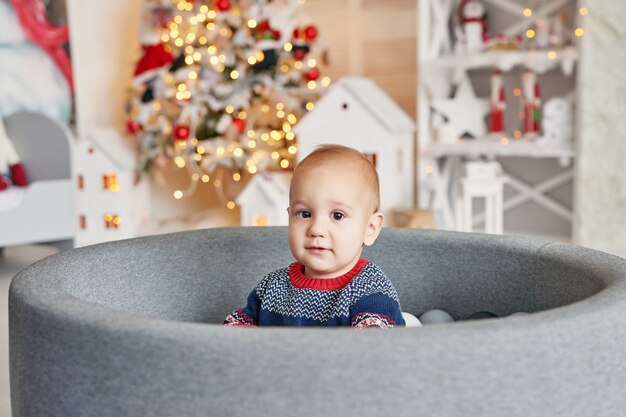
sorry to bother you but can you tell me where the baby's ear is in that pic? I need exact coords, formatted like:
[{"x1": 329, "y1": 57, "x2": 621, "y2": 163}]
[{"x1": 363, "y1": 212, "x2": 384, "y2": 246}]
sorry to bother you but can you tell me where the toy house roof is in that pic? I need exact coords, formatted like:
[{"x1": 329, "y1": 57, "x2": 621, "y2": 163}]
[
  {"x1": 295, "y1": 76, "x2": 415, "y2": 135},
  {"x1": 236, "y1": 171, "x2": 291, "y2": 206},
  {"x1": 81, "y1": 128, "x2": 136, "y2": 171}
]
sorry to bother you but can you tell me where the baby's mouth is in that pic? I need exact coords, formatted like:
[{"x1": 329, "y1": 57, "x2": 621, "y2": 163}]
[{"x1": 306, "y1": 246, "x2": 330, "y2": 252}]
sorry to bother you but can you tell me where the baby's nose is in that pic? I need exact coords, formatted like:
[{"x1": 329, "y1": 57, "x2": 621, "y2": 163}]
[{"x1": 306, "y1": 217, "x2": 327, "y2": 237}]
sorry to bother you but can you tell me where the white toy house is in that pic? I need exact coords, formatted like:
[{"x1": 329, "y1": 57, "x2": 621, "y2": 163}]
[
  {"x1": 236, "y1": 171, "x2": 291, "y2": 226},
  {"x1": 294, "y1": 77, "x2": 415, "y2": 215},
  {"x1": 74, "y1": 129, "x2": 150, "y2": 247}
]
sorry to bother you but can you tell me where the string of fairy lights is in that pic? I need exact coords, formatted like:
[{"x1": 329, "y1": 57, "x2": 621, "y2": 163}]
[{"x1": 126, "y1": 0, "x2": 330, "y2": 206}]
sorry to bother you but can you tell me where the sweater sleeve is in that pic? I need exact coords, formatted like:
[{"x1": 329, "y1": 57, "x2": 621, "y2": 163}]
[
  {"x1": 350, "y1": 292, "x2": 405, "y2": 329},
  {"x1": 223, "y1": 288, "x2": 261, "y2": 326},
  {"x1": 223, "y1": 275, "x2": 270, "y2": 327}
]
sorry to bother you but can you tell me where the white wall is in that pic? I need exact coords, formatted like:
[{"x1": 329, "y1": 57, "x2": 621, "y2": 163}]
[
  {"x1": 575, "y1": 0, "x2": 626, "y2": 256},
  {"x1": 66, "y1": 0, "x2": 142, "y2": 136}
]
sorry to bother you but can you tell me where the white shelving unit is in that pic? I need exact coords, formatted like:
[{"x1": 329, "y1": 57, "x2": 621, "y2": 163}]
[
  {"x1": 417, "y1": 0, "x2": 586, "y2": 238},
  {"x1": 423, "y1": 47, "x2": 578, "y2": 74}
]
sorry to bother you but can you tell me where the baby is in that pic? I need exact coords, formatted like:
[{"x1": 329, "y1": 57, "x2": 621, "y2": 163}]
[{"x1": 224, "y1": 144, "x2": 405, "y2": 328}]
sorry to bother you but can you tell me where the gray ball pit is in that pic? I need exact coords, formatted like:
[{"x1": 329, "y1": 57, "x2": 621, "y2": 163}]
[{"x1": 9, "y1": 227, "x2": 626, "y2": 416}]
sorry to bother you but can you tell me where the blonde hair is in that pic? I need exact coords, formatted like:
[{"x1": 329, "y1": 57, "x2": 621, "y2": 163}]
[{"x1": 294, "y1": 144, "x2": 380, "y2": 212}]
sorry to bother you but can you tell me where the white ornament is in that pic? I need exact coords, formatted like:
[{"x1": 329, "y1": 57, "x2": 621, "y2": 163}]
[
  {"x1": 431, "y1": 74, "x2": 490, "y2": 140},
  {"x1": 462, "y1": 1, "x2": 486, "y2": 53},
  {"x1": 216, "y1": 113, "x2": 232, "y2": 134},
  {"x1": 538, "y1": 96, "x2": 574, "y2": 144}
]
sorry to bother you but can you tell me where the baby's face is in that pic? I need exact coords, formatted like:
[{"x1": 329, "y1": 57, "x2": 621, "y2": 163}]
[{"x1": 287, "y1": 161, "x2": 382, "y2": 279}]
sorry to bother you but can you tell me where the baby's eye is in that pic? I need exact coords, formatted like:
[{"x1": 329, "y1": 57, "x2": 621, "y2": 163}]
[
  {"x1": 297, "y1": 210, "x2": 311, "y2": 218},
  {"x1": 332, "y1": 212, "x2": 344, "y2": 221}
]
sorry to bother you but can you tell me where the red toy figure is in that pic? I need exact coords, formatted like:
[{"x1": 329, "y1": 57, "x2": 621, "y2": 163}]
[
  {"x1": 490, "y1": 70, "x2": 506, "y2": 133},
  {"x1": 522, "y1": 69, "x2": 541, "y2": 135}
]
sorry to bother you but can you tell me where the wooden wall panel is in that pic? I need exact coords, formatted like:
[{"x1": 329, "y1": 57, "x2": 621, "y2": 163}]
[
  {"x1": 304, "y1": 0, "x2": 417, "y2": 121},
  {"x1": 302, "y1": 0, "x2": 352, "y2": 78}
]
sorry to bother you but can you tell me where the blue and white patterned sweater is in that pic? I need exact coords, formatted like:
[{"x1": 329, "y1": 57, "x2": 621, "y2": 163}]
[{"x1": 224, "y1": 258, "x2": 405, "y2": 328}]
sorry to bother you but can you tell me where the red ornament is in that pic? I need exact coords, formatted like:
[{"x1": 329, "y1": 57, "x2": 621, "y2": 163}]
[
  {"x1": 305, "y1": 68, "x2": 320, "y2": 82},
  {"x1": 174, "y1": 125, "x2": 190, "y2": 141},
  {"x1": 258, "y1": 20, "x2": 270, "y2": 32},
  {"x1": 293, "y1": 48, "x2": 307, "y2": 61},
  {"x1": 216, "y1": 0, "x2": 231, "y2": 11},
  {"x1": 232, "y1": 117, "x2": 246, "y2": 134},
  {"x1": 304, "y1": 25, "x2": 318, "y2": 42},
  {"x1": 126, "y1": 120, "x2": 142, "y2": 134},
  {"x1": 271, "y1": 29, "x2": 281, "y2": 41},
  {"x1": 292, "y1": 27, "x2": 304, "y2": 40}
]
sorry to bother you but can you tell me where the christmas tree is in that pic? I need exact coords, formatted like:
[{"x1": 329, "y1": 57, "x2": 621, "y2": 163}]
[{"x1": 126, "y1": 0, "x2": 329, "y2": 201}]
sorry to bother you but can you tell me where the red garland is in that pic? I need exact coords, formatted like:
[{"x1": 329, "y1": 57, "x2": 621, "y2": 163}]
[{"x1": 10, "y1": 0, "x2": 73, "y2": 92}]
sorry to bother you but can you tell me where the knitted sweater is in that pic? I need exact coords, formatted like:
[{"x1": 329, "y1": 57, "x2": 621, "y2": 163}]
[{"x1": 224, "y1": 258, "x2": 405, "y2": 328}]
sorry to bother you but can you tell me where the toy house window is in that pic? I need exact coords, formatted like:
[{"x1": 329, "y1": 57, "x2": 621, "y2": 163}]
[
  {"x1": 397, "y1": 149, "x2": 403, "y2": 172},
  {"x1": 102, "y1": 174, "x2": 119, "y2": 192},
  {"x1": 78, "y1": 215, "x2": 86, "y2": 230},
  {"x1": 77, "y1": 174, "x2": 84, "y2": 190},
  {"x1": 104, "y1": 214, "x2": 121, "y2": 229},
  {"x1": 254, "y1": 214, "x2": 269, "y2": 227},
  {"x1": 364, "y1": 153, "x2": 377, "y2": 168}
]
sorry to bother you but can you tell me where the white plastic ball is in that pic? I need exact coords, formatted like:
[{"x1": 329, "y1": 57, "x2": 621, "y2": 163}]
[
  {"x1": 402, "y1": 312, "x2": 422, "y2": 328},
  {"x1": 419, "y1": 309, "x2": 455, "y2": 325}
]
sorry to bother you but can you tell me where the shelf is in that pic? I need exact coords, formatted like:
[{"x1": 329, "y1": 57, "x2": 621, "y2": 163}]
[
  {"x1": 423, "y1": 47, "x2": 578, "y2": 75},
  {"x1": 423, "y1": 138, "x2": 575, "y2": 160}
]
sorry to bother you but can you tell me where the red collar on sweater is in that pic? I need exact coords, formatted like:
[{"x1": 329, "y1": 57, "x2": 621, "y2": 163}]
[{"x1": 288, "y1": 258, "x2": 368, "y2": 290}]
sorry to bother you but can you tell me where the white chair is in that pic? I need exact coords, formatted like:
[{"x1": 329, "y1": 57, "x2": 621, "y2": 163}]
[{"x1": 456, "y1": 161, "x2": 507, "y2": 234}]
